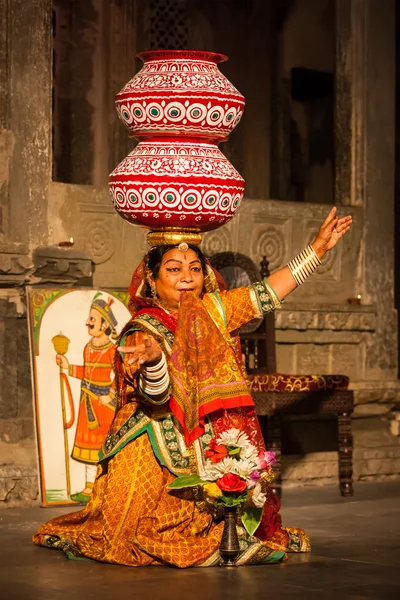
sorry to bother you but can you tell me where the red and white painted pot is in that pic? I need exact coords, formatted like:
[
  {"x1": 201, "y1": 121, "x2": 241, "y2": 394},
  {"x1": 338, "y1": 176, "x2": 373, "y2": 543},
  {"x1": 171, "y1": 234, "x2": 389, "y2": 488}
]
[
  {"x1": 109, "y1": 50, "x2": 245, "y2": 236},
  {"x1": 109, "y1": 138, "x2": 244, "y2": 231}
]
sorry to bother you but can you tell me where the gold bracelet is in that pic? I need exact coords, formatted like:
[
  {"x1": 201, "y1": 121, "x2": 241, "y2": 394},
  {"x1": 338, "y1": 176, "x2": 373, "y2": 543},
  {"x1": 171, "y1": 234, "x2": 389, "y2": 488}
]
[{"x1": 287, "y1": 244, "x2": 321, "y2": 286}]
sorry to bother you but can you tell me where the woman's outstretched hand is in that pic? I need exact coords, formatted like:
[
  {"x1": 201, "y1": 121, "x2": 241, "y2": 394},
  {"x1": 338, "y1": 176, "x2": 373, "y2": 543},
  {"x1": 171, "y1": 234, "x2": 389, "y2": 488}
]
[
  {"x1": 312, "y1": 207, "x2": 352, "y2": 259},
  {"x1": 118, "y1": 335, "x2": 162, "y2": 366}
]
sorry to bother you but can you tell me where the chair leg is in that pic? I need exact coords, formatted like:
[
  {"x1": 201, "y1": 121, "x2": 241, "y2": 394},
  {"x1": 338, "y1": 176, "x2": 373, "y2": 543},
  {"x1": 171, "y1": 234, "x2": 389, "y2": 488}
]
[
  {"x1": 337, "y1": 412, "x2": 354, "y2": 496},
  {"x1": 267, "y1": 416, "x2": 282, "y2": 498}
]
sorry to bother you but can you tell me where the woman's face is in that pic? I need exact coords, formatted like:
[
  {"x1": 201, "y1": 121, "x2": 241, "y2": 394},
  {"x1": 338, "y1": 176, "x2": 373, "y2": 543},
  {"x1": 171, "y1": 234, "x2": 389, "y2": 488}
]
[{"x1": 151, "y1": 248, "x2": 205, "y2": 309}]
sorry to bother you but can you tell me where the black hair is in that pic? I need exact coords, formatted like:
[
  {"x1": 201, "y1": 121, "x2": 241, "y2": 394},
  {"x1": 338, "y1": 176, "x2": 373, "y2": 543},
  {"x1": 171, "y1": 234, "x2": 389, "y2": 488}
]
[{"x1": 147, "y1": 244, "x2": 207, "y2": 280}]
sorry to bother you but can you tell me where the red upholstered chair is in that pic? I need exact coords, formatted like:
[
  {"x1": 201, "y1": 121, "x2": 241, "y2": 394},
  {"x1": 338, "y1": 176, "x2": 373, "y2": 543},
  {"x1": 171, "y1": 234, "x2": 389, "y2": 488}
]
[{"x1": 209, "y1": 252, "x2": 354, "y2": 498}]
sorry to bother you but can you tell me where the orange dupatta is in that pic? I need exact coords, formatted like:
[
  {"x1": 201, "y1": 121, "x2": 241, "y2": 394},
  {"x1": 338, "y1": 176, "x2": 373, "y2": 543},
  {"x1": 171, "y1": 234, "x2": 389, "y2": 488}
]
[{"x1": 168, "y1": 293, "x2": 254, "y2": 445}]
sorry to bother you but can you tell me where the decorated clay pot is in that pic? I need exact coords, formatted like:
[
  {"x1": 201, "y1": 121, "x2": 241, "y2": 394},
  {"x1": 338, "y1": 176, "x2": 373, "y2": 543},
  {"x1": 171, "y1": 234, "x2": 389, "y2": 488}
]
[
  {"x1": 109, "y1": 50, "x2": 246, "y2": 243},
  {"x1": 109, "y1": 138, "x2": 244, "y2": 232},
  {"x1": 115, "y1": 50, "x2": 245, "y2": 141}
]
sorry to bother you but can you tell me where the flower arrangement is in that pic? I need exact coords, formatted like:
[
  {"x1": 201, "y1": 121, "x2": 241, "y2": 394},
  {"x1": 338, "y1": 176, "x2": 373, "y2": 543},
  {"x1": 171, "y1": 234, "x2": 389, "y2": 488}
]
[{"x1": 167, "y1": 428, "x2": 276, "y2": 535}]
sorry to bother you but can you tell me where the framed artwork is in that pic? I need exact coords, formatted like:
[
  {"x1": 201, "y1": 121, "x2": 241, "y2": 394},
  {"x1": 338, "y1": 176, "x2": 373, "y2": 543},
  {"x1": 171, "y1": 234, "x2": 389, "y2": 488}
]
[{"x1": 27, "y1": 288, "x2": 131, "y2": 506}]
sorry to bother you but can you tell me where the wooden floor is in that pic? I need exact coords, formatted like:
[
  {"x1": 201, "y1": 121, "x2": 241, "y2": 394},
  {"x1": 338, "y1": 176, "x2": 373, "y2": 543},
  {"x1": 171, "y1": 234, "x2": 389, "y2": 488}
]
[{"x1": 1, "y1": 480, "x2": 399, "y2": 600}]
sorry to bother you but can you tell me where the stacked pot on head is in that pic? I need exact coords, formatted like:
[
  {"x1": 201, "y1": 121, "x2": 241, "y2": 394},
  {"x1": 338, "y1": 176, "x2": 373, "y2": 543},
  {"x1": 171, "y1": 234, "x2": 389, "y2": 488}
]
[{"x1": 109, "y1": 50, "x2": 246, "y2": 246}]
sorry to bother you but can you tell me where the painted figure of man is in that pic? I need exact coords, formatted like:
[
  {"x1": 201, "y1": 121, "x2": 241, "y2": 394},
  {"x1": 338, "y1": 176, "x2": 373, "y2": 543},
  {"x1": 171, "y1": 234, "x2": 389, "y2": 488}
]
[{"x1": 56, "y1": 294, "x2": 118, "y2": 503}]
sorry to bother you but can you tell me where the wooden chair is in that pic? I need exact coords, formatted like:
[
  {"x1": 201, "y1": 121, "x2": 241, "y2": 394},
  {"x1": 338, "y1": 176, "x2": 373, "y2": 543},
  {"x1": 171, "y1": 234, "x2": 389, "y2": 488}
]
[{"x1": 209, "y1": 251, "x2": 354, "y2": 498}]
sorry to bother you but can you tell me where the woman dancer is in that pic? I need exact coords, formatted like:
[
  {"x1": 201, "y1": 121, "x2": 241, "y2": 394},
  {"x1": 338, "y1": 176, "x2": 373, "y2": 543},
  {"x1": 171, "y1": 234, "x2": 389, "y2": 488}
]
[{"x1": 33, "y1": 207, "x2": 352, "y2": 567}]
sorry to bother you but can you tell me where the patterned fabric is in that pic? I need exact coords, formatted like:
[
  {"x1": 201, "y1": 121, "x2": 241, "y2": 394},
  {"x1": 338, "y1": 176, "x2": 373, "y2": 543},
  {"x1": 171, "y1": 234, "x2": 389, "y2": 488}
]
[
  {"x1": 250, "y1": 279, "x2": 283, "y2": 314},
  {"x1": 248, "y1": 373, "x2": 350, "y2": 393},
  {"x1": 169, "y1": 293, "x2": 254, "y2": 445},
  {"x1": 33, "y1": 417, "x2": 308, "y2": 567},
  {"x1": 33, "y1": 276, "x2": 310, "y2": 568}
]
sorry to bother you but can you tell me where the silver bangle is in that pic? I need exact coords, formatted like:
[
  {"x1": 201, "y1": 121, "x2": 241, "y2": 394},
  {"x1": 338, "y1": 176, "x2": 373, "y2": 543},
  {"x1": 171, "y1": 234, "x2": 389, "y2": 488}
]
[
  {"x1": 139, "y1": 372, "x2": 170, "y2": 395},
  {"x1": 287, "y1": 244, "x2": 321, "y2": 286},
  {"x1": 141, "y1": 352, "x2": 167, "y2": 380}
]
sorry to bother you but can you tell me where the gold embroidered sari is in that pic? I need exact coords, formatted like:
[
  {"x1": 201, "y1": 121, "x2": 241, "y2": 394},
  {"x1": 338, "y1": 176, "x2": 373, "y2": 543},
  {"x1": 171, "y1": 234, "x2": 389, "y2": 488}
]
[{"x1": 33, "y1": 273, "x2": 310, "y2": 567}]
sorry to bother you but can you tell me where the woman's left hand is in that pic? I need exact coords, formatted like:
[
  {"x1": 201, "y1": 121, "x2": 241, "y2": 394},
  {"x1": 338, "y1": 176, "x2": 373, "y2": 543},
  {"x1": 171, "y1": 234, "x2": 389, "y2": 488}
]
[{"x1": 312, "y1": 207, "x2": 352, "y2": 259}]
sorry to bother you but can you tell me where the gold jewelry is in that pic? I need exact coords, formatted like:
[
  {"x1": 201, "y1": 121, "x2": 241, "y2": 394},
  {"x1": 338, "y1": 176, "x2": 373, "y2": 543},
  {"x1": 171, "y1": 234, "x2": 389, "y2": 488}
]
[
  {"x1": 287, "y1": 244, "x2": 321, "y2": 286},
  {"x1": 146, "y1": 230, "x2": 202, "y2": 247},
  {"x1": 178, "y1": 242, "x2": 189, "y2": 253}
]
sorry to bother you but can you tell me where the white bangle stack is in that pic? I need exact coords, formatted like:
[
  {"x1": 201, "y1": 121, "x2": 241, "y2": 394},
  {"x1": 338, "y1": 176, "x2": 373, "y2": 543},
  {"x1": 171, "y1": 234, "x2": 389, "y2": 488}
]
[
  {"x1": 287, "y1": 244, "x2": 321, "y2": 286},
  {"x1": 138, "y1": 352, "x2": 170, "y2": 397}
]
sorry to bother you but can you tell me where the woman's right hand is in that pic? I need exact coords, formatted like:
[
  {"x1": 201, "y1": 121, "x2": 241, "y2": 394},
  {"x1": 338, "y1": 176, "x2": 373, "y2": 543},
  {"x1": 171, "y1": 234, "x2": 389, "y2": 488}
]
[
  {"x1": 118, "y1": 335, "x2": 162, "y2": 366},
  {"x1": 56, "y1": 354, "x2": 69, "y2": 369}
]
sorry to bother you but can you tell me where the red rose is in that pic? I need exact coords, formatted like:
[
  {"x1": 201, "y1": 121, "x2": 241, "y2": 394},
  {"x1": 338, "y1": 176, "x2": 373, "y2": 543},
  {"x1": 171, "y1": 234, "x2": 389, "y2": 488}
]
[
  {"x1": 205, "y1": 439, "x2": 228, "y2": 463},
  {"x1": 216, "y1": 473, "x2": 247, "y2": 493}
]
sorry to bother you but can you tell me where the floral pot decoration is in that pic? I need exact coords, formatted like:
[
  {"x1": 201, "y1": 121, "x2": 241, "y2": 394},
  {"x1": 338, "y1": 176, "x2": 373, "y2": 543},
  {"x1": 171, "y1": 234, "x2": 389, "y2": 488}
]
[
  {"x1": 109, "y1": 50, "x2": 246, "y2": 245},
  {"x1": 167, "y1": 428, "x2": 276, "y2": 566}
]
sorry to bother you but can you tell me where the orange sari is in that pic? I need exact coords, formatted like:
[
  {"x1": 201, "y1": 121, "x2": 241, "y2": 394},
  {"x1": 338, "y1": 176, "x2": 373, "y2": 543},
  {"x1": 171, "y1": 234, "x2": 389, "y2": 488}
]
[{"x1": 33, "y1": 286, "x2": 310, "y2": 567}]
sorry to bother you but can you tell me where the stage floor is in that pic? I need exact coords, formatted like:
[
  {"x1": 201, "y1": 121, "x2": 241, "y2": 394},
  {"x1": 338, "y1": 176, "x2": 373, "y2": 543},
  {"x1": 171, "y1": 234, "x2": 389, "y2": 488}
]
[{"x1": 1, "y1": 480, "x2": 399, "y2": 600}]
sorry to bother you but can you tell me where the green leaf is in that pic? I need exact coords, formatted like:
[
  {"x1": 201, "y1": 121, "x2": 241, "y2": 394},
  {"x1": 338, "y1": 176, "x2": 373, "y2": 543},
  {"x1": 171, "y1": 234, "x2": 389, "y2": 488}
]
[
  {"x1": 167, "y1": 474, "x2": 203, "y2": 490},
  {"x1": 216, "y1": 492, "x2": 247, "y2": 507},
  {"x1": 227, "y1": 447, "x2": 241, "y2": 456},
  {"x1": 241, "y1": 506, "x2": 263, "y2": 536}
]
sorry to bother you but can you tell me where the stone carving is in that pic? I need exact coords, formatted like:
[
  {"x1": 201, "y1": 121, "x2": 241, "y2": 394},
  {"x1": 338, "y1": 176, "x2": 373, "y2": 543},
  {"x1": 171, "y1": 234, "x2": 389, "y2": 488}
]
[
  {"x1": 324, "y1": 312, "x2": 352, "y2": 330},
  {"x1": 359, "y1": 313, "x2": 376, "y2": 331},
  {"x1": 32, "y1": 247, "x2": 92, "y2": 285},
  {"x1": 275, "y1": 310, "x2": 317, "y2": 331},
  {"x1": 0, "y1": 253, "x2": 31, "y2": 276},
  {"x1": 252, "y1": 225, "x2": 286, "y2": 271},
  {"x1": 80, "y1": 218, "x2": 116, "y2": 265},
  {"x1": 275, "y1": 306, "x2": 376, "y2": 332},
  {"x1": 202, "y1": 227, "x2": 232, "y2": 256},
  {"x1": 0, "y1": 244, "x2": 32, "y2": 285}
]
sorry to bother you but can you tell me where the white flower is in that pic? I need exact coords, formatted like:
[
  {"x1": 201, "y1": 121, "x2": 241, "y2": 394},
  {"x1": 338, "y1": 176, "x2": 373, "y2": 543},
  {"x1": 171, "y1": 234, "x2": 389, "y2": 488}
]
[
  {"x1": 215, "y1": 428, "x2": 259, "y2": 465},
  {"x1": 217, "y1": 428, "x2": 250, "y2": 449},
  {"x1": 201, "y1": 456, "x2": 237, "y2": 481},
  {"x1": 234, "y1": 458, "x2": 257, "y2": 479},
  {"x1": 240, "y1": 444, "x2": 259, "y2": 463},
  {"x1": 252, "y1": 482, "x2": 267, "y2": 508}
]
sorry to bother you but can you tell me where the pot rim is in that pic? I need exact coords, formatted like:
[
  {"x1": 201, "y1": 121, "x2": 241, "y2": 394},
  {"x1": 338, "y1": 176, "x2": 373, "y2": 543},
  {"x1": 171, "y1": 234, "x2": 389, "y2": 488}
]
[{"x1": 136, "y1": 49, "x2": 228, "y2": 64}]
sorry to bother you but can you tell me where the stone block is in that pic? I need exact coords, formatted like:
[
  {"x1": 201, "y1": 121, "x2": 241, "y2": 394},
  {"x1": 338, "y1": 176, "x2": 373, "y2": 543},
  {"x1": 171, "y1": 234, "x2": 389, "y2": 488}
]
[
  {"x1": 276, "y1": 343, "x2": 295, "y2": 372},
  {"x1": 354, "y1": 456, "x2": 400, "y2": 478},
  {"x1": 0, "y1": 298, "x2": 32, "y2": 421},
  {"x1": 32, "y1": 246, "x2": 92, "y2": 285},
  {"x1": 0, "y1": 418, "x2": 34, "y2": 444},
  {"x1": 296, "y1": 343, "x2": 331, "y2": 375},
  {"x1": 354, "y1": 403, "x2": 394, "y2": 418},
  {"x1": 331, "y1": 343, "x2": 361, "y2": 380},
  {"x1": 352, "y1": 416, "x2": 400, "y2": 448},
  {"x1": 282, "y1": 452, "x2": 338, "y2": 482},
  {"x1": 0, "y1": 245, "x2": 32, "y2": 286},
  {"x1": 0, "y1": 439, "x2": 37, "y2": 465},
  {"x1": 354, "y1": 388, "x2": 400, "y2": 405},
  {"x1": 0, "y1": 465, "x2": 39, "y2": 506}
]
